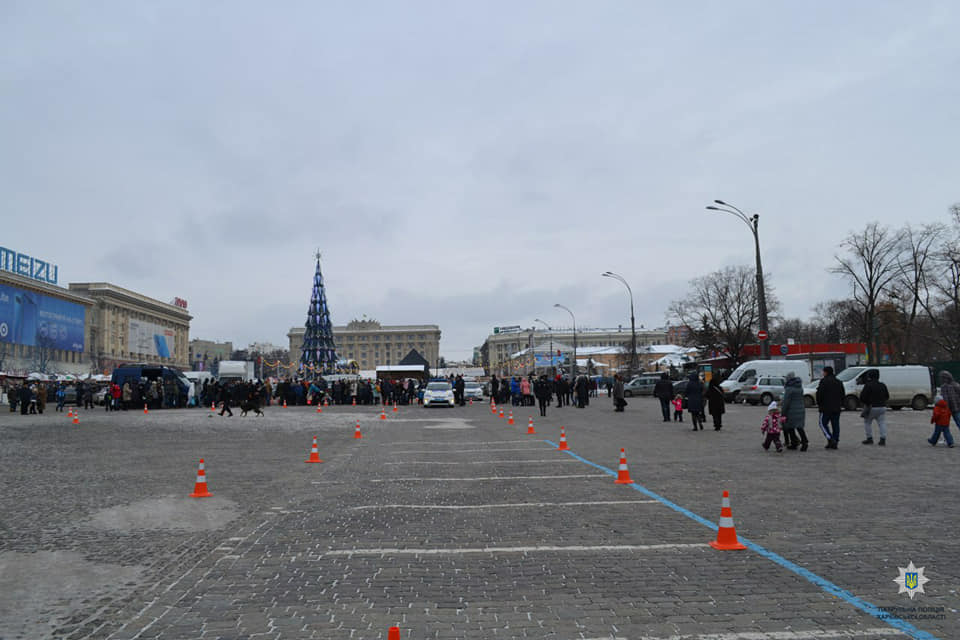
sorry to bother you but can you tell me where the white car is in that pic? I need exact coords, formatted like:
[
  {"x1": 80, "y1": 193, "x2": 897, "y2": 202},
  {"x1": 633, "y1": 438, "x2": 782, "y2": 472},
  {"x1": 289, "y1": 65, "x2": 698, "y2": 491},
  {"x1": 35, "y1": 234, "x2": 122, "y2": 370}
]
[
  {"x1": 463, "y1": 381, "x2": 484, "y2": 401},
  {"x1": 423, "y1": 381, "x2": 455, "y2": 407}
]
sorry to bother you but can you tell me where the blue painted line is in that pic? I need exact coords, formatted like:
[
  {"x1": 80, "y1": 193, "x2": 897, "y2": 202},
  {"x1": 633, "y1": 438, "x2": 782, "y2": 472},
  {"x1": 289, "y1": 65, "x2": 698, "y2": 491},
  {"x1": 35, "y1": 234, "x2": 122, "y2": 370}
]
[{"x1": 542, "y1": 440, "x2": 939, "y2": 640}]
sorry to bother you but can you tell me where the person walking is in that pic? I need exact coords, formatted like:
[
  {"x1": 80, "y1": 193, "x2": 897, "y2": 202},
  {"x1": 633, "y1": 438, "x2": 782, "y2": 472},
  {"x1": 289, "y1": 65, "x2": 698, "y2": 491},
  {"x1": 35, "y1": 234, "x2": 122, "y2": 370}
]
[
  {"x1": 684, "y1": 372, "x2": 704, "y2": 431},
  {"x1": 612, "y1": 374, "x2": 626, "y2": 412},
  {"x1": 218, "y1": 382, "x2": 233, "y2": 417},
  {"x1": 781, "y1": 372, "x2": 809, "y2": 450},
  {"x1": 534, "y1": 374, "x2": 552, "y2": 417},
  {"x1": 816, "y1": 366, "x2": 844, "y2": 449},
  {"x1": 860, "y1": 369, "x2": 890, "y2": 446},
  {"x1": 55, "y1": 384, "x2": 66, "y2": 412},
  {"x1": 454, "y1": 375, "x2": 465, "y2": 406},
  {"x1": 938, "y1": 371, "x2": 960, "y2": 431},
  {"x1": 760, "y1": 401, "x2": 785, "y2": 452},
  {"x1": 928, "y1": 397, "x2": 955, "y2": 447},
  {"x1": 654, "y1": 374, "x2": 673, "y2": 422},
  {"x1": 36, "y1": 383, "x2": 47, "y2": 414},
  {"x1": 706, "y1": 377, "x2": 725, "y2": 431}
]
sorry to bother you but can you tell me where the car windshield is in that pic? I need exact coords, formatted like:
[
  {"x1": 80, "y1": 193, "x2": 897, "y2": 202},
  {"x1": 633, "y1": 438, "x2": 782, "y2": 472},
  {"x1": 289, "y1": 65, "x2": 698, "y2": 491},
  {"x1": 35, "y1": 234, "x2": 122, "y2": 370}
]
[
  {"x1": 836, "y1": 368, "x2": 864, "y2": 382},
  {"x1": 427, "y1": 382, "x2": 451, "y2": 391},
  {"x1": 464, "y1": 382, "x2": 480, "y2": 389}
]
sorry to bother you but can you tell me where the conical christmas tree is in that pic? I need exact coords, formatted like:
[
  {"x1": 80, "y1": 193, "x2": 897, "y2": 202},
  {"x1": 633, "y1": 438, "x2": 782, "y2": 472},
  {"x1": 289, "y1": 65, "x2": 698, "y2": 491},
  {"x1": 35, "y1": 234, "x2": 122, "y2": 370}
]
[{"x1": 300, "y1": 253, "x2": 338, "y2": 375}]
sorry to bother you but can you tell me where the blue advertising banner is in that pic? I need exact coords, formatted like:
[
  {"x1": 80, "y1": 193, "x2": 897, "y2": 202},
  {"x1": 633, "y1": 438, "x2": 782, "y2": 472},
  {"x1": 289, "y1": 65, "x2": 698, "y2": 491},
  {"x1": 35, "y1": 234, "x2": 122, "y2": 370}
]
[
  {"x1": 0, "y1": 283, "x2": 86, "y2": 352},
  {"x1": 534, "y1": 354, "x2": 565, "y2": 367}
]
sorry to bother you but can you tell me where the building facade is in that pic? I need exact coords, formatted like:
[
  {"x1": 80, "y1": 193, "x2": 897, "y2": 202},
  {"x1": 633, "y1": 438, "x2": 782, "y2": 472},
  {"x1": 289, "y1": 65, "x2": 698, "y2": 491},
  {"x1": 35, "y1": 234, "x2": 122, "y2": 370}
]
[
  {"x1": 188, "y1": 339, "x2": 234, "y2": 372},
  {"x1": 480, "y1": 326, "x2": 668, "y2": 376},
  {"x1": 0, "y1": 270, "x2": 192, "y2": 376},
  {"x1": 288, "y1": 319, "x2": 441, "y2": 372},
  {"x1": 68, "y1": 283, "x2": 192, "y2": 372},
  {"x1": 0, "y1": 270, "x2": 94, "y2": 376}
]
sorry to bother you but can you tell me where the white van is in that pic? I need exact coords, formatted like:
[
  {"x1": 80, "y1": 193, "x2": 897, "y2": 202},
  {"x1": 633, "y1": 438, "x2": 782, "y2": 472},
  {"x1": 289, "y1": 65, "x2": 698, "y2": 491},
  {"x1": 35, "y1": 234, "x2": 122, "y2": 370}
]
[
  {"x1": 720, "y1": 360, "x2": 809, "y2": 402},
  {"x1": 834, "y1": 365, "x2": 933, "y2": 411}
]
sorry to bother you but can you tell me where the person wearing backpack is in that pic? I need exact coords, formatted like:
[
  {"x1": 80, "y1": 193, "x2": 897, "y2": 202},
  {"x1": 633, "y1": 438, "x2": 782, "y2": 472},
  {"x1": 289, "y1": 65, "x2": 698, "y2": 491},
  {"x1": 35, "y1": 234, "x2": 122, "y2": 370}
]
[{"x1": 859, "y1": 369, "x2": 890, "y2": 446}]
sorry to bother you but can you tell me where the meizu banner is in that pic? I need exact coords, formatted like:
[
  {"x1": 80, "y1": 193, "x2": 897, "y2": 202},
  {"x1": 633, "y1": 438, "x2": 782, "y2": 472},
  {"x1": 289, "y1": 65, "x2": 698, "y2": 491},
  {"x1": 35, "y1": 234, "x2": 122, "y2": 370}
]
[
  {"x1": 128, "y1": 318, "x2": 174, "y2": 358},
  {"x1": 0, "y1": 283, "x2": 86, "y2": 352}
]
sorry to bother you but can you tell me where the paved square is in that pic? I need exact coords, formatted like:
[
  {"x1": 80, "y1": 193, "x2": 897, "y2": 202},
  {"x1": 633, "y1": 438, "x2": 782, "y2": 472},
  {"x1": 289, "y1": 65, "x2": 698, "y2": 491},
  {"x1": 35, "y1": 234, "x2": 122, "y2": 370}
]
[{"x1": 1, "y1": 398, "x2": 956, "y2": 639}]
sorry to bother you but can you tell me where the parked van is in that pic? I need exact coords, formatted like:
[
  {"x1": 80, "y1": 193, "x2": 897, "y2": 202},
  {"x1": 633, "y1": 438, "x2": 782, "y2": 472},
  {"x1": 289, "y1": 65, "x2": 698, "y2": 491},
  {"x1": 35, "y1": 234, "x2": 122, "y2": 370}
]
[
  {"x1": 834, "y1": 365, "x2": 933, "y2": 411},
  {"x1": 720, "y1": 360, "x2": 810, "y2": 402}
]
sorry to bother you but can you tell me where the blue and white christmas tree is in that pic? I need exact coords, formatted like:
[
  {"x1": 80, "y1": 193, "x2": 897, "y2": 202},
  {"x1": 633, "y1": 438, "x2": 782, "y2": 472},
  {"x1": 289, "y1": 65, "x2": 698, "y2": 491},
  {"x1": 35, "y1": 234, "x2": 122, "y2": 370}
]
[{"x1": 299, "y1": 252, "x2": 338, "y2": 374}]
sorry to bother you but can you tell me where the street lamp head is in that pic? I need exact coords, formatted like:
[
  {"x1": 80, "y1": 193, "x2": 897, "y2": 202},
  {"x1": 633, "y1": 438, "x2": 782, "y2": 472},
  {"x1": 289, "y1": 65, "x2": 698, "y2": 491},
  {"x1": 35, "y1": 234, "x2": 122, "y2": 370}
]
[
  {"x1": 714, "y1": 199, "x2": 727, "y2": 205},
  {"x1": 705, "y1": 206, "x2": 719, "y2": 211}
]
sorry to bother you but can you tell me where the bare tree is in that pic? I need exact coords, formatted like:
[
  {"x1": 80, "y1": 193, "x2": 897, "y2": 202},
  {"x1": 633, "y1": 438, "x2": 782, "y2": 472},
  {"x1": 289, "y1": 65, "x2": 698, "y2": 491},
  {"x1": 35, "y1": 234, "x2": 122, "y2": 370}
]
[
  {"x1": 812, "y1": 299, "x2": 864, "y2": 343},
  {"x1": 831, "y1": 223, "x2": 902, "y2": 364},
  {"x1": 31, "y1": 335, "x2": 56, "y2": 374},
  {"x1": 890, "y1": 223, "x2": 942, "y2": 362},
  {"x1": 668, "y1": 265, "x2": 779, "y2": 367}
]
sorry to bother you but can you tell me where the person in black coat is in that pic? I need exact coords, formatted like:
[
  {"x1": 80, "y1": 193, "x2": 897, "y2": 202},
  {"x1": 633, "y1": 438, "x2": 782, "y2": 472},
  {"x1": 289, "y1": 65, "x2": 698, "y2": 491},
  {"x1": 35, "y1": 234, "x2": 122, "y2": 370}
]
[
  {"x1": 684, "y1": 373, "x2": 705, "y2": 431},
  {"x1": 859, "y1": 369, "x2": 890, "y2": 445},
  {"x1": 534, "y1": 375, "x2": 552, "y2": 417},
  {"x1": 815, "y1": 366, "x2": 845, "y2": 449},
  {"x1": 653, "y1": 374, "x2": 674, "y2": 422},
  {"x1": 706, "y1": 378, "x2": 725, "y2": 430},
  {"x1": 454, "y1": 375, "x2": 465, "y2": 406}
]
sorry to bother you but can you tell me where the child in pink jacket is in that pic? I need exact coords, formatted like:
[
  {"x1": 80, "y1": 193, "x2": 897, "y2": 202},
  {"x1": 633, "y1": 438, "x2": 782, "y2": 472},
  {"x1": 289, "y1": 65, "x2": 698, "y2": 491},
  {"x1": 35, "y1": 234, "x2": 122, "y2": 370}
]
[{"x1": 761, "y1": 401, "x2": 785, "y2": 452}]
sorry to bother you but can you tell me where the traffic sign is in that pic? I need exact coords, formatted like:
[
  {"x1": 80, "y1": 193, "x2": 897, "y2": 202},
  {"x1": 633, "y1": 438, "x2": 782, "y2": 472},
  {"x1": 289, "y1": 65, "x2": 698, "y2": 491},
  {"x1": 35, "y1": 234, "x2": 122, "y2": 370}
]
[
  {"x1": 780, "y1": 344, "x2": 789, "y2": 355},
  {"x1": 757, "y1": 330, "x2": 768, "y2": 340}
]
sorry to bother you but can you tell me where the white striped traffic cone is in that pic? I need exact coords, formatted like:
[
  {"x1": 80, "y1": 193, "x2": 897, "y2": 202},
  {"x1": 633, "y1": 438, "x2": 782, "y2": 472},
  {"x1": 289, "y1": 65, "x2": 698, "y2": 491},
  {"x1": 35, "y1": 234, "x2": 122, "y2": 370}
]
[
  {"x1": 189, "y1": 458, "x2": 213, "y2": 497},
  {"x1": 709, "y1": 490, "x2": 746, "y2": 550},
  {"x1": 558, "y1": 427, "x2": 569, "y2": 450},
  {"x1": 305, "y1": 436, "x2": 323, "y2": 463},
  {"x1": 615, "y1": 448, "x2": 633, "y2": 484}
]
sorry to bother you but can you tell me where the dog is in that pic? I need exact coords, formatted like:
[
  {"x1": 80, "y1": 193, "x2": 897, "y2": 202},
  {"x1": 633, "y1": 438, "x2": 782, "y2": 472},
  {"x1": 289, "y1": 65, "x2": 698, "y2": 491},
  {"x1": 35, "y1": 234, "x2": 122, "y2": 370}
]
[{"x1": 239, "y1": 400, "x2": 264, "y2": 417}]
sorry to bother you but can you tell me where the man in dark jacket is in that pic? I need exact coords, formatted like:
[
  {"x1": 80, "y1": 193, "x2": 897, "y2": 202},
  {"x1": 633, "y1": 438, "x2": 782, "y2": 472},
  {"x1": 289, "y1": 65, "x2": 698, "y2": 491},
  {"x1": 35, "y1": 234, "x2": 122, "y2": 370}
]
[
  {"x1": 859, "y1": 369, "x2": 890, "y2": 445},
  {"x1": 454, "y1": 375, "x2": 465, "y2": 406},
  {"x1": 534, "y1": 375, "x2": 552, "y2": 417},
  {"x1": 653, "y1": 374, "x2": 674, "y2": 422},
  {"x1": 816, "y1": 366, "x2": 844, "y2": 449}
]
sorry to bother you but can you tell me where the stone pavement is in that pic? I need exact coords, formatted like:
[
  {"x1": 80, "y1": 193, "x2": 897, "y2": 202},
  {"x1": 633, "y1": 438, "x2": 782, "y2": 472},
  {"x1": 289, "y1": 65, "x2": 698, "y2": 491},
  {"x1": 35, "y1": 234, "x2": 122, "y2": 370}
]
[{"x1": 0, "y1": 397, "x2": 956, "y2": 639}]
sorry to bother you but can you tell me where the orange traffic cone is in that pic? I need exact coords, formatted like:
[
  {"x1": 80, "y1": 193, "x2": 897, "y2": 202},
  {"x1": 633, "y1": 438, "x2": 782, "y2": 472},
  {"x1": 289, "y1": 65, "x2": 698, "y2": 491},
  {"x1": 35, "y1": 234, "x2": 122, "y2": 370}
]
[
  {"x1": 305, "y1": 436, "x2": 323, "y2": 463},
  {"x1": 392, "y1": 402, "x2": 398, "y2": 413},
  {"x1": 499, "y1": 408, "x2": 505, "y2": 419},
  {"x1": 352, "y1": 397, "x2": 356, "y2": 406},
  {"x1": 709, "y1": 490, "x2": 747, "y2": 550},
  {"x1": 380, "y1": 408, "x2": 387, "y2": 420},
  {"x1": 527, "y1": 417, "x2": 536, "y2": 434},
  {"x1": 388, "y1": 627, "x2": 401, "y2": 640},
  {"x1": 316, "y1": 402, "x2": 322, "y2": 413},
  {"x1": 143, "y1": 403, "x2": 148, "y2": 414},
  {"x1": 73, "y1": 410, "x2": 79, "y2": 425},
  {"x1": 615, "y1": 448, "x2": 633, "y2": 484},
  {"x1": 469, "y1": 398, "x2": 473, "y2": 406},
  {"x1": 210, "y1": 402, "x2": 215, "y2": 413},
  {"x1": 508, "y1": 411, "x2": 514, "y2": 425},
  {"x1": 324, "y1": 397, "x2": 329, "y2": 407},
  {"x1": 491, "y1": 402, "x2": 497, "y2": 414},
  {"x1": 189, "y1": 459, "x2": 213, "y2": 497},
  {"x1": 558, "y1": 427, "x2": 569, "y2": 450},
  {"x1": 283, "y1": 399, "x2": 287, "y2": 409},
  {"x1": 67, "y1": 407, "x2": 73, "y2": 418},
  {"x1": 354, "y1": 421, "x2": 363, "y2": 439}
]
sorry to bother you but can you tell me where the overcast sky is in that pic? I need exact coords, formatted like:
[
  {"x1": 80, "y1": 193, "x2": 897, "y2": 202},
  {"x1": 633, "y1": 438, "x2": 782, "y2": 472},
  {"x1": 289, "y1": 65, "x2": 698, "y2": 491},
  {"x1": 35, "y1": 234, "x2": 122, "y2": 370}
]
[{"x1": 3, "y1": 2, "x2": 958, "y2": 360}]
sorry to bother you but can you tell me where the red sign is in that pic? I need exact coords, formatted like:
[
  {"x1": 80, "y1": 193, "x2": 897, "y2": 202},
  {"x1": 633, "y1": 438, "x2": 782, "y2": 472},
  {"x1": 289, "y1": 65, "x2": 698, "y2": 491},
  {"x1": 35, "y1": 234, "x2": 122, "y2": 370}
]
[
  {"x1": 172, "y1": 297, "x2": 188, "y2": 309},
  {"x1": 757, "y1": 330, "x2": 768, "y2": 340}
]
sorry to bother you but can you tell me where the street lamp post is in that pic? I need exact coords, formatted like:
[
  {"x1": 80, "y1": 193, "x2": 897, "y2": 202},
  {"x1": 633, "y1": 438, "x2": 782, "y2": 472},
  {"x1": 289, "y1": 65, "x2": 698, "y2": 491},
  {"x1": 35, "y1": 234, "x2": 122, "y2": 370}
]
[
  {"x1": 602, "y1": 271, "x2": 638, "y2": 377},
  {"x1": 706, "y1": 199, "x2": 770, "y2": 359},
  {"x1": 534, "y1": 318, "x2": 553, "y2": 375},
  {"x1": 554, "y1": 303, "x2": 577, "y2": 377}
]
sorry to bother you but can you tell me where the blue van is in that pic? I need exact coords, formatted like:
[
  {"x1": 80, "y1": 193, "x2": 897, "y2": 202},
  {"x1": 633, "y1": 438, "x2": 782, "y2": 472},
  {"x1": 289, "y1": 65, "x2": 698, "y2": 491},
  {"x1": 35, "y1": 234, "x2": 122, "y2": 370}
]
[{"x1": 111, "y1": 364, "x2": 191, "y2": 409}]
